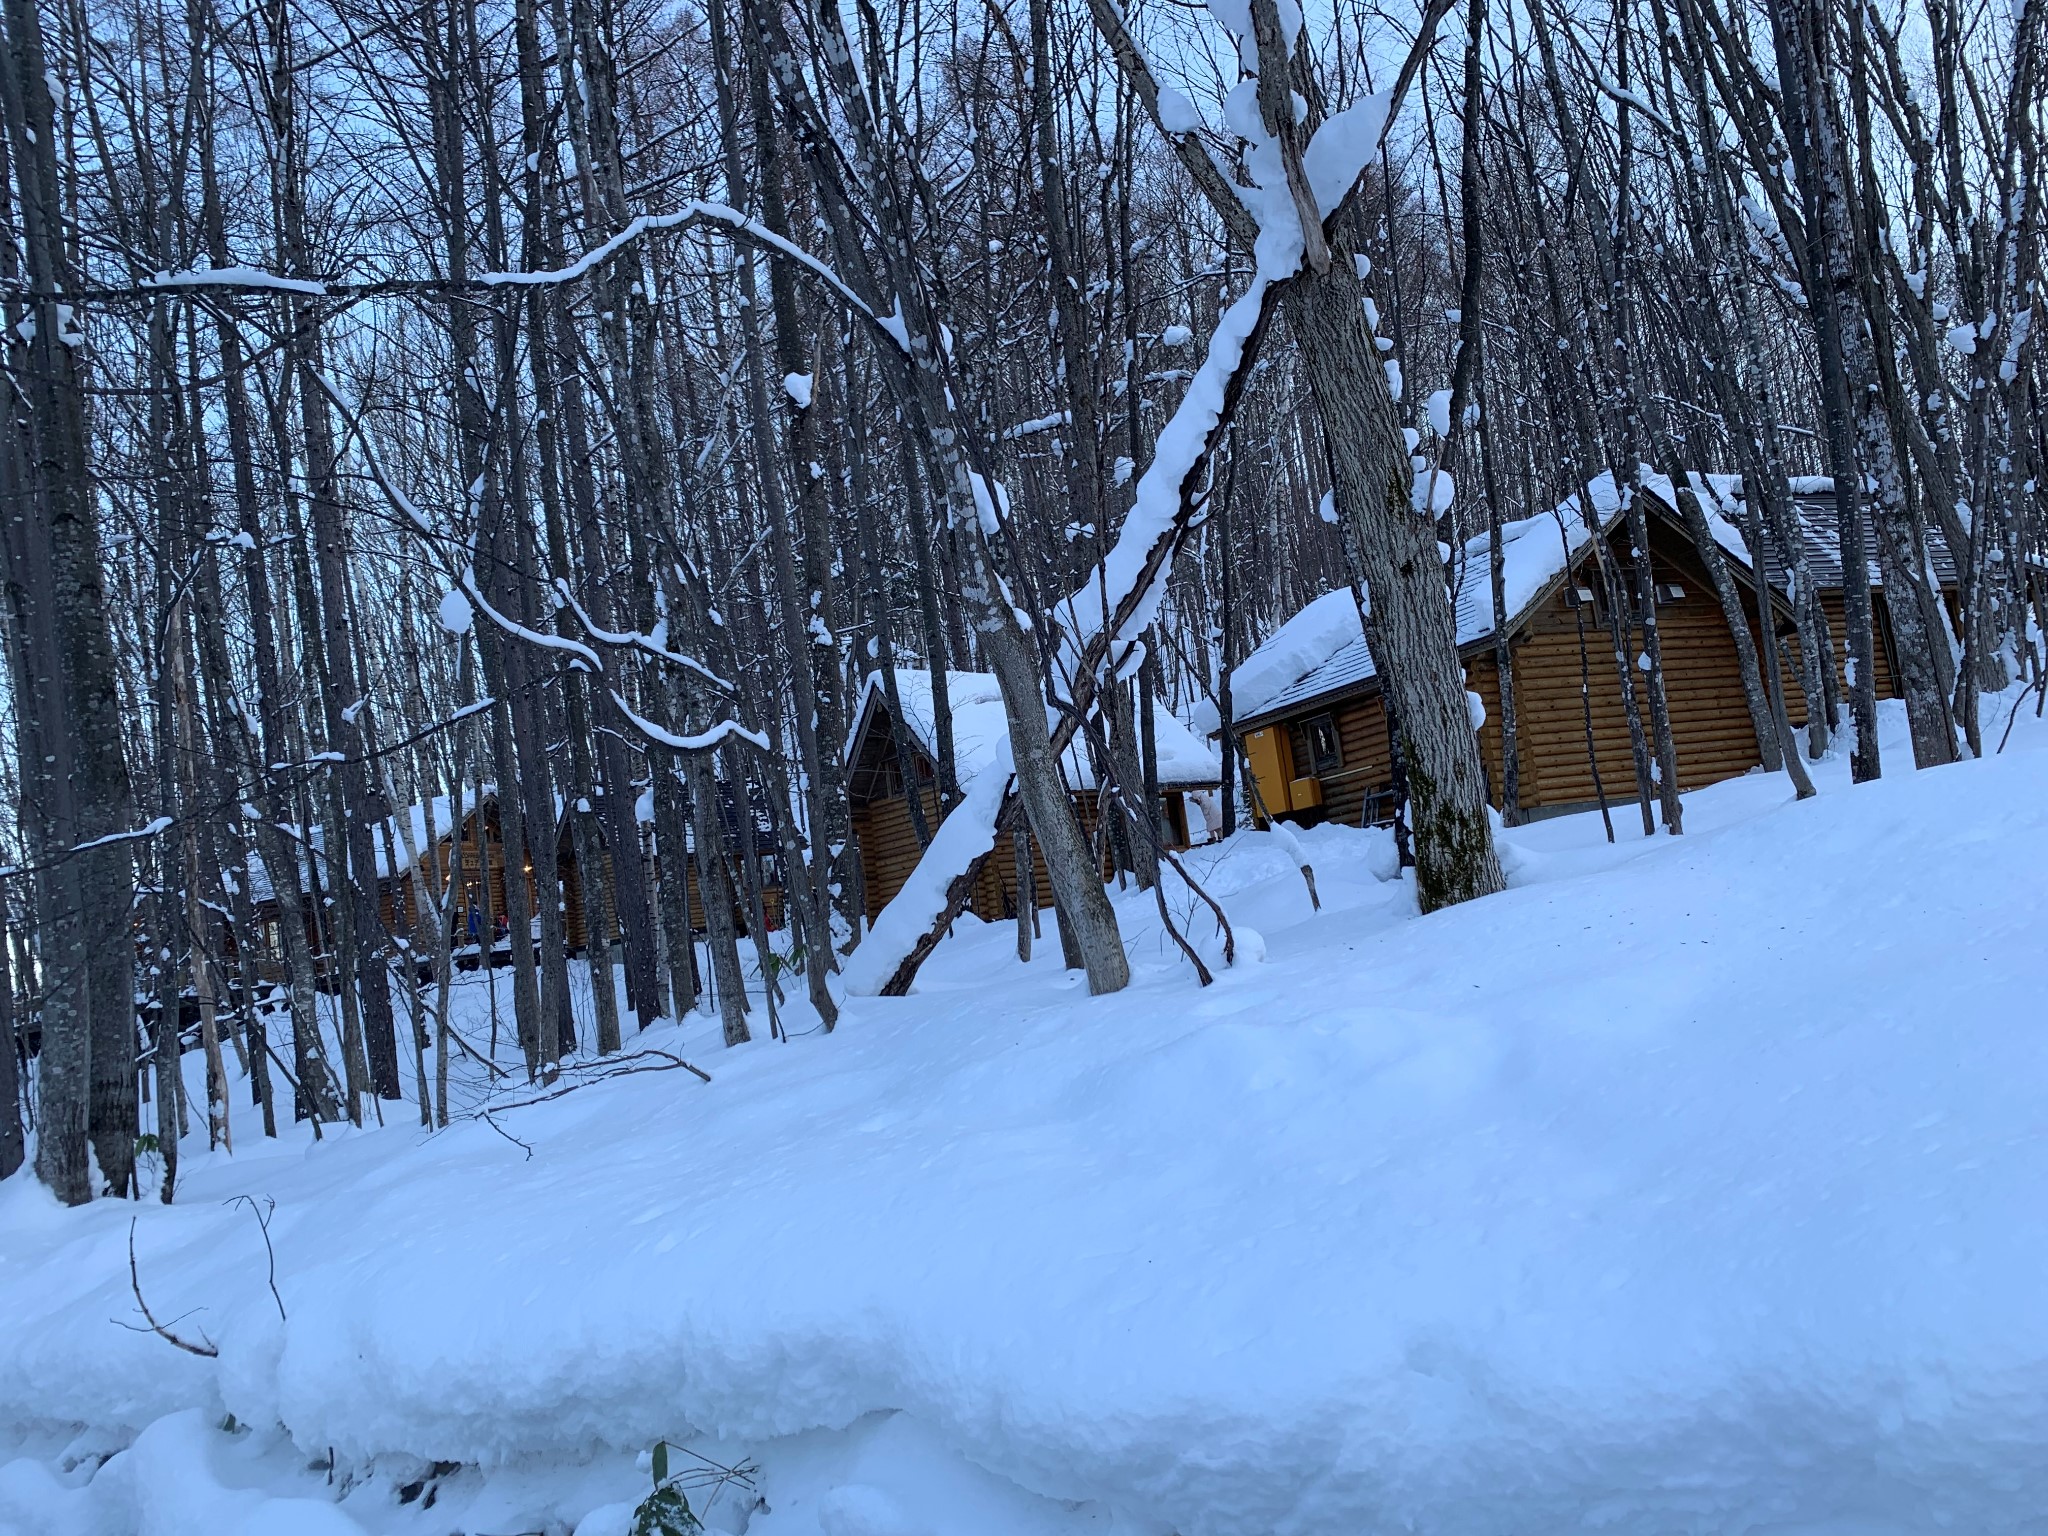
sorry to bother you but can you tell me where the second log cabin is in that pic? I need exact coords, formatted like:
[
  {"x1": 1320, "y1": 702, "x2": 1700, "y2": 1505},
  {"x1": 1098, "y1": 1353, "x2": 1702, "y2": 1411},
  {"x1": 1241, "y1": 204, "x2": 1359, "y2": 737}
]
[
  {"x1": 1228, "y1": 472, "x2": 1956, "y2": 826},
  {"x1": 846, "y1": 668, "x2": 1221, "y2": 923}
]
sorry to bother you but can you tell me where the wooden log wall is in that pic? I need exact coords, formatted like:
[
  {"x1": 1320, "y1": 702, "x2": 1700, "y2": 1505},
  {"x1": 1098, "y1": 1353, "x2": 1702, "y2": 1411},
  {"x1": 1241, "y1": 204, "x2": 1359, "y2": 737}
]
[
  {"x1": 1504, "y1": 540, "x2": 1769, "y2": 810},
  {"x1": 1283, "y1": 691, "x2": 1392, "y2": 829}
]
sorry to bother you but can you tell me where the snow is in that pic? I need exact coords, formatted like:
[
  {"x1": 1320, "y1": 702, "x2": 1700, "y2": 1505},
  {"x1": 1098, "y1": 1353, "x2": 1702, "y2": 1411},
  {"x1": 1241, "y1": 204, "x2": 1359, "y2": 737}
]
[
  {"x1": 1410, "y1": 459, "x2": 1454, "y2": 514},
  {"x1": 1299, "y1": 94, "x2": 1391, "y2": 216},
  {"x1": 459, "y1": 569, "x2": 603, "y2": 673},
  {"x1": 1159, "y1": 323, "x2": 1193, "y2": 348},
  {"x1": 1193, "y1": 585, "x2": 1361, "y2": 732},
  {"x1": 9, "y1": 703, "x2": 2048, "y2": 1533},
  {"x1": 0, "y1": 816, "x2": 177, "y2": 881},
  {"x1": 1595, "y1": 77, "x2": 1673, "y2": 134},
  {"x1": 607, "y1": 689, "x2": 771, "y2": 754},
  {"x1": 1002, "y1": 411, "x2": 1068, "y2": 440},
  {"x1": 1154, "y1": 86, "x2": 1204, "y2": 136},
  {"x1": 876, "y1": 302, "x2": 910, "y2": 353},
  {"x1": 434, "y1": 587, "x2": 473, "y2": 637},
  {"x1": 2001, "y1": 308, "x2": 2032, "y2": 382},
  {"x1": 143, "y1": 265, "x2": 328, "y2": 296}
]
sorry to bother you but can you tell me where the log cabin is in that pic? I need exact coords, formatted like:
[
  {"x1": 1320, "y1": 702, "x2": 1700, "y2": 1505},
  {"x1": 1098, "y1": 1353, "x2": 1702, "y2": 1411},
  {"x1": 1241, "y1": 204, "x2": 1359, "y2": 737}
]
[
  {"x1": 1735, "y1": 477, "x2": 1959, "y2": 702},
  {"x1": 846, "y1": 669, "x2": 1221, "y2": 924},
  {"x1": 1228, "y1": 472, "x2": 1954, "y2": 826},
  {"x1": 245, "y1": 781, "x2": 786, "y2": 990},
  {"x1": 555, "y1": 792, "x2": 784, "y2": 953},
  {"x1": 239, "y1": 790, "x2": 487, "y2": 984}
]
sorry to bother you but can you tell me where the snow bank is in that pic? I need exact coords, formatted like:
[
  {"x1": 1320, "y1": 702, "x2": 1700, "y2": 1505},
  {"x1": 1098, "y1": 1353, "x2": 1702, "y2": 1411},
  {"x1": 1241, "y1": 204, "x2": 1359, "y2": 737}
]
[{"x1": 10, "y1": 709, "x2": 2048, "y2": 1534}]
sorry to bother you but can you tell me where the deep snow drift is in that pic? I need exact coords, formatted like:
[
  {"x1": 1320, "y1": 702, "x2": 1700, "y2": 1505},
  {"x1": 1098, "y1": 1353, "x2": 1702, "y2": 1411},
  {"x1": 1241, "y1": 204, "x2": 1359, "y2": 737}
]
[{"x1": 6, "y1": 699, "x2": 2048, "y2": 1536}]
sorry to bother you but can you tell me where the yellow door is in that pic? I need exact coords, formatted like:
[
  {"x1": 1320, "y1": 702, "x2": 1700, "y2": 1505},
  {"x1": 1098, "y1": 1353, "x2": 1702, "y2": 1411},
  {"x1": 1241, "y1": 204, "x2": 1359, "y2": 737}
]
[{"x1": 1240, "y1": 725, "x2": 1295, "y2": 825}]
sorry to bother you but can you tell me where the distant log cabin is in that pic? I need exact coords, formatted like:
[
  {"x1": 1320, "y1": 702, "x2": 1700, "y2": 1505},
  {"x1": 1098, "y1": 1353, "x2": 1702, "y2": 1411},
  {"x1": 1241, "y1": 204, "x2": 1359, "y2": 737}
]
[
  {"x1": 1229, "y1": 472, "x2": 1955, "y2": 825},
  {"x1": 1749, "y1": 478, "x2": 1960, "y2": 702},
  {"x1": 244, "y1": 784, "x2": 784, "y2": 990},
  {"x1": 846, "y1": 669, "x2": 1221, "y2": 924},
  {"x1": 555, "y1": 793, "x2": 784, "y2": 953}
]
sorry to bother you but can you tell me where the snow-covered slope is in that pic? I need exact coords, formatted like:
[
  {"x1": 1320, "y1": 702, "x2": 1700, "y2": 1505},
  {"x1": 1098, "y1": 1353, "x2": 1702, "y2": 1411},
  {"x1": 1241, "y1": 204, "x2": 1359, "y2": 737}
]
[{"x1": 7, "y1": 702, "x2": 2048, "y2": 1535}]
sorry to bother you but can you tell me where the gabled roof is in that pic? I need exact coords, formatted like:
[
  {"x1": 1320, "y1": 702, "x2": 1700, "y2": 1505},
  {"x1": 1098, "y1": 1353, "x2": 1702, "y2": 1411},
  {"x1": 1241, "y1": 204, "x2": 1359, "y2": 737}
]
[
  {"x1": 1689, "y1": 478, "x2": 1959, "y2": 593},
  {"x1": 1224, "y1": 470, "x2": 1866, "y2": 732},
  {"x1": 1230, "y1": 472, "x2": 1659, "y2": 729},
  {"x1": 252, "y1": 787, "x2": 494, "y2": 904},
  {"x1": 846, "y1": 667, "x2": 1221, "y2": 793}
]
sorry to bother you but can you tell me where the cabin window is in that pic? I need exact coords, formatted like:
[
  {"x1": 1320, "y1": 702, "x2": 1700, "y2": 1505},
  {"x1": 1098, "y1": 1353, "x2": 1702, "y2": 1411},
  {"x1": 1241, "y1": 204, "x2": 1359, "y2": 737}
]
[{"x1": 1303, "y1": 713, "x2": 1343, "y2": 774}]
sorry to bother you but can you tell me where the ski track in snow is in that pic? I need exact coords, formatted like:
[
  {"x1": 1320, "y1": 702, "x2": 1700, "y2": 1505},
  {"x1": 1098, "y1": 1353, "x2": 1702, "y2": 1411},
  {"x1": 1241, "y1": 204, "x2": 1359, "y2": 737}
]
[{"x1": 6, "y1": 699, "x2": 2048, "y2": 1535}]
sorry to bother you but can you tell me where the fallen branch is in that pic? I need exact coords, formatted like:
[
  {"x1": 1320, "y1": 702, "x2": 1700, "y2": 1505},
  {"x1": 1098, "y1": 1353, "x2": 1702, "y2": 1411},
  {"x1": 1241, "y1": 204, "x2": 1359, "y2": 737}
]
[
  {"x1": 1158, "y1": 841, "x2": 1238, "y2": 967},
  {"x1": 1151, "y1": 871, "x2": 1214, "y2": 986},
  {"x1": 118, "y1": 1219, "x2": 218, "y2": 1357},
  {"x1": 1997, "y1": 675, "x2": 2044, "y2": 753},
  {"x1": 471, "y1": 1049, "x2": 713, "y2": 1121}
]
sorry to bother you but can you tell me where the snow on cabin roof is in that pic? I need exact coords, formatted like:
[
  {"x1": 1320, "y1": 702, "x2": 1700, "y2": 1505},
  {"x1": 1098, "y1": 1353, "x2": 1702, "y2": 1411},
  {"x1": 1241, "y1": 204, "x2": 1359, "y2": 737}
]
[
  {"x1": 283, "y1": 787, "x2": 493, "y2": 898},
  {"x1": 1231, "y1": 472, "x2": 1653, "y2": 727},
  {"x1": 850, "y1": 668, "x2": 1221, "y2": 790},
  {"x1": 1232, "y1": 467, "x2": 1958, "y2": 732},
  {"x1": 1192, "y1": 588, "x2": 1362, "y2": 738}
]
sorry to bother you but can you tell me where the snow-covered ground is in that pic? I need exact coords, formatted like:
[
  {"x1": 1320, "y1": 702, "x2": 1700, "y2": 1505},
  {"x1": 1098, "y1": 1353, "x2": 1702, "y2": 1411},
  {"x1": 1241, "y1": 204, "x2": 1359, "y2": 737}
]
[{"x1": 7, "y1": 696, "x2": 2048, "y2": 1536}]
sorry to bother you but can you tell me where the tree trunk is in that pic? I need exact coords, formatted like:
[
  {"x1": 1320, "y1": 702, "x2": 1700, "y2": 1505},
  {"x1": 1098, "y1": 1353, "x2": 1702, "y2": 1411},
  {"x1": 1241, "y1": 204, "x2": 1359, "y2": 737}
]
[
  {"x1": 1283, "y1": 256, "x2": 1505, "y2": 910},
  {"x1": 0, "y1": 0, "x2": 140, "y2": 1199}
]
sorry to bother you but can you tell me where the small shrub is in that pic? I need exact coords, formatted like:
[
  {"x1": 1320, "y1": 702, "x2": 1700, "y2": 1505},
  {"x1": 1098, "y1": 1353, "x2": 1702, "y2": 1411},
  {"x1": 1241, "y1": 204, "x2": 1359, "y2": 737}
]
[{"x1": 630, "y1": 1443, "x2": 703, "y2": 1536}]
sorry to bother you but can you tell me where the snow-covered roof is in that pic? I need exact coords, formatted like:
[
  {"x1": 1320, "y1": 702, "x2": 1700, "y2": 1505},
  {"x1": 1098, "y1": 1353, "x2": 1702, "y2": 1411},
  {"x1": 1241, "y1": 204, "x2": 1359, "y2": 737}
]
[
  {"x1": 1192, "y1": 589, "x2": 1363, "y2": 738},
  {"x1": 850, "y1": 668, "x2": 1221, "y2": 790},
  {"x1": 1230, "y1": 473, "x2": 1653, "y2": 727},
  {"x1": 282, "y1": 787, "x2": 492, "y2": 900},
  {"x1": 1230, "y1": 466, "x2": 1959, "y2": 732}
]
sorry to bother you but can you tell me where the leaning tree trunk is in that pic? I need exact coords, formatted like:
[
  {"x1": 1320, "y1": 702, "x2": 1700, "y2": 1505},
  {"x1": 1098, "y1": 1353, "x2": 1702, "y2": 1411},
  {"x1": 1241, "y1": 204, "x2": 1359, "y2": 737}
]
[{"x1": 750, "y1": 0, "x2": 1131, "y2": 991}]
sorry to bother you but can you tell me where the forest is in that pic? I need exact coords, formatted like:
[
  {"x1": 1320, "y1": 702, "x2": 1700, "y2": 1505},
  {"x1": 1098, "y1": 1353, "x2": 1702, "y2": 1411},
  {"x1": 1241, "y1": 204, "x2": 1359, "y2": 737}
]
[{"x1": 0, "y1": 0, "x2": 2040, "y2": 1219}]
